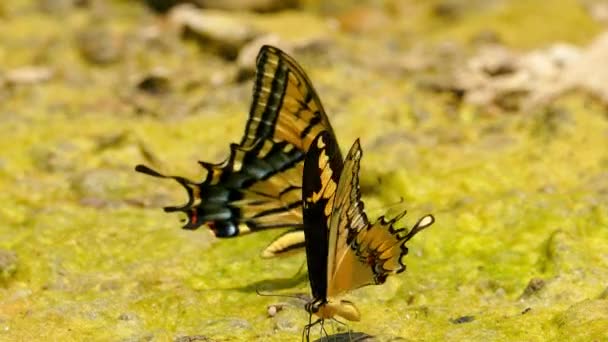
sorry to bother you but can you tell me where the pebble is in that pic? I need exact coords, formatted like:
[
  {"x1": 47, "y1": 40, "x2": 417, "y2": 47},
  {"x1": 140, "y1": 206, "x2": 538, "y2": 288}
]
[
  {"x1": 168, "y1": 4, "x2": 259, "y2": 60},
  {"x1": 4, "y1": 66, "x2": 54, "y2": 85},
  {"x1": 235, "y1": 34, "x2": 290, "y2": 80},
  {"x1": 519, "y1": 278, "x2": 546, "y2": 299},
  {"x1": 335, "y1": 6, "x2": 391, "y2": 34},
  {"x1": 76, "y1": 25, "x2": 124, "y2": 65},
  {"x1": 191, "y1": 0, "x2": 297, "y2": 12},
  {"x1": 266, "y1": 302, "x2": 285, "y2": 317},
  {"x1": 0, "y1": 249, "x2": 18, "y2": 280}
]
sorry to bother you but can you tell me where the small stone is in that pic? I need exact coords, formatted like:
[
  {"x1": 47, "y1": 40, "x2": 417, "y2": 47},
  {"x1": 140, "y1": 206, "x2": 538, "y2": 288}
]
[
  {"x1": 4, "y1": 66, "x2": 53, "y2": 85},
  {"x1": 469, "y1": 45, "x2": 517, "y2": 77},
  {"x1": 450, "y1": 315, "x2": 475, "y2": 324},
  {"x1": 266, "y1": 303, "x2": 285, "y2": 317},
  {"x1": 144, "y1": 0, "x2": 180, "y2": 13},
  {"x1": 136, "y1": 72, "x2": 171, "y2": 96},
  {"x1": 454, "y1": 42, "x2": 586, "y2": 111},
  {"x1": 76, "y1": 25, "x2": 123, "y2": 65},
  {"x1": 121, "y1": 333, "x2": 155, "y2": 342},
  {"x1": 30, "y1": 142, "x2": 79, "y2": 173},
  {"x1": 169, "y1": 4, "x2": 260, "y2": 60},
  {"x1": 38, "y1": 0, "x2": 76, "y2": 14},
  {"x1": 585, "y1": 1, "x2": 608, "y2": 24},
  {"x1": 433, "y1": 0, "x2": 466, "y2": 19},
  {"x1": 0, "y1": 250, "x2": 18, "y2": 282},
  {"x1": 235, "y1": 34, "x2": 290, "y2": 80},
  {"x1": 71, "y1": 168, "x2": 135, "y2": 207},
  {"x1": 335, "y1": 6, "x2": 391, "y2": 34},
  {"x1": 545, "y1": 44, "x2": 581, "y2": 68},
  {"x1": 118, "y1": 312, "x2": 138, "y2": 321},
  {"x1": 600, "y1": 287, "x2": 608, "y2": 299},
  {"x1": 557, "y1": 32, "x2": 608, "y2": 102},
  {"x1": 470, "y1": 30, "x2": 502, "y2": 46},
  {"x1": 94, "y1": 131, "x2": 130, "y2": 151},
  {"x1": 174, "y1": 335, "x2": 212, "y2": 342},
  {"x1": 433, "y1": 0, "x2": 502, "y2": 20},
  {"x1": 193, "y1": 0, "x2": 297, "y2": 12},
  {"x1": 520, "y1": 278, "x2": 546, "y2": 299}
]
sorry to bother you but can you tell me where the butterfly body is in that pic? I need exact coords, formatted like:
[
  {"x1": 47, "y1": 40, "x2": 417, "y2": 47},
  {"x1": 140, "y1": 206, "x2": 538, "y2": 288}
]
[
  {"x1": 136, "y1": 45, "x2": 341, "y2": 258},
  {"x1": 302, "y1": 131, "x2": 434, "y2": 338},
  {"x1": 306, "y1": 298, "x2": 360, "y2": 321}
]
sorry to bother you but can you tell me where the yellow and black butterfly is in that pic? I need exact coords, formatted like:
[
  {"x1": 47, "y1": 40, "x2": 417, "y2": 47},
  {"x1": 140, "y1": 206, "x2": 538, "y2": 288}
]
[
  {"x1": 135, "y1": 45, "x2": 341, "y2": 258},
  {"x1": 301, "y1": 131, "x2": 434, "y2": 339}
]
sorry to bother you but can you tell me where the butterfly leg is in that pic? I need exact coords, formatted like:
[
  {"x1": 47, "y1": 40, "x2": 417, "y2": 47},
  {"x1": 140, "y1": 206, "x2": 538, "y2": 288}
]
[
  {"x1": 319, "y1": 318, "x2": 329, "y2": 340},
  {"x1": 302, "y1": 316, "x2": 323, "y2": 342},
  {"x1": 331, "y1": 317, "x2": 352, "y2": 340},
  {"x1": 302, "y1": 312, "x2": 313, "y2": 342}
]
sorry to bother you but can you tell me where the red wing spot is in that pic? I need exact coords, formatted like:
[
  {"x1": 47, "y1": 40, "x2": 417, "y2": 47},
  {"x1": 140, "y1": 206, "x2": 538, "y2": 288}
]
[
  {"x1": 366, "y1": 255, "x2": 376, "y2": 266},
  {"x1": 189, "y1": 212, "x2": 198, "y2": 225}
]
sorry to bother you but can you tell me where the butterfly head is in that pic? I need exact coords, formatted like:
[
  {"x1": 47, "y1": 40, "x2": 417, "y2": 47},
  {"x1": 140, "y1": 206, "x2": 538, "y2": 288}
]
[{"x1": 304, "y1": 298, "x2": 323, "y2": 315}]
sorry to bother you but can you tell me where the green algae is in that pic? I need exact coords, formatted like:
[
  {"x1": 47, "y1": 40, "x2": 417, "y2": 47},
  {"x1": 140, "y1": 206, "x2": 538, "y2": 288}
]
[{"x1": 1, "y1": 1, "x2": 608, "y2": 341}]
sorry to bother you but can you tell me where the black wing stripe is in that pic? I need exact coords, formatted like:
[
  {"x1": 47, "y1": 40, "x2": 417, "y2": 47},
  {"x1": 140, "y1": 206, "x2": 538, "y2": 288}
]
[
  {"x1": 300, "y1": 114, "x2": 322, "y2": 139},
  {"x1": 256, "y1": 57, "x2": 287, "y2": 142},
  {"x1": 240, "y1": 52, "x2": 267, "y2": 147},
  {"x1": 251, "y1": 200, "x2": 302, "y2": 218},
  {"x1": 241, "y1": 50, "x2": 288, "y2": 147},
  {"x1": 279, "y1": 184, "x2": 301, "y2": 196}
]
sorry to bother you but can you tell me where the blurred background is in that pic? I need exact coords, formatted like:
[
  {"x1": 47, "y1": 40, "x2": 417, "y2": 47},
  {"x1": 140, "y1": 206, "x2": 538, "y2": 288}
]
[{"x1": 1, "y1": 0, "x2": 607, "y2": 340}]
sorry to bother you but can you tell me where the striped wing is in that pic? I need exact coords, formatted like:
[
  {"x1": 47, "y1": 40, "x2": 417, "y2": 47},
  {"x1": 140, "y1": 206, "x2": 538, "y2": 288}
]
[
  {"x1": 135, "y1": 45, "x2": 340, "y2": 258},
  {"x1": 324, "y1": 136, "x2": 435, "y2": 297},
  {"x1": 302, "y1": 131, "x2": 343, "y2": 302}
]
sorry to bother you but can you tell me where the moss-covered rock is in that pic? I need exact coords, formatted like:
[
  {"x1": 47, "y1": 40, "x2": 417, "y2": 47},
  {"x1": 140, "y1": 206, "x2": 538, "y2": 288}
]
[{"x1": 0, "y1": 1, "x2": 607, "y2": 341}]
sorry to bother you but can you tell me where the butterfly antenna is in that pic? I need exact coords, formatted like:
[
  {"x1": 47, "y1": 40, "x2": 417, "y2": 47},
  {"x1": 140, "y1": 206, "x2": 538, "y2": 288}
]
[{"x1": 255, "y1": 287, "x2": 308, "y2": 302}]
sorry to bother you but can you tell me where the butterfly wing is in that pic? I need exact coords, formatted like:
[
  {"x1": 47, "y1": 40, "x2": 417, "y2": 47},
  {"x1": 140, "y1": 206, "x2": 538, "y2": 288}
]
[
  {"x1": 325, "y1": 138, "x2": 435, "y2": 297},
  {"x1": 136, "y1": 46, "x2": 340, "y2": 257},
  {"x1": 302, "y1": 131, "x2": 343, "y2": 301},
  {"x1": 241, "y1": 45, "x2": 339, "y2": 151}
]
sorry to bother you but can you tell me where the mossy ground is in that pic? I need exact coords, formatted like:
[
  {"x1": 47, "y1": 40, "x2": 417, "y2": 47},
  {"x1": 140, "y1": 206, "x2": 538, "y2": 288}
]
[{"x1": 1, "y1": 0, "x2": 607, "y2": 341}]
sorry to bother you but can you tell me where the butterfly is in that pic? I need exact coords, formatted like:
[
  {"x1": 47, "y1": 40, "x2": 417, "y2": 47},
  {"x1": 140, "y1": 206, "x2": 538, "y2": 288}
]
[
  {"x1": 301, "y1": 131, "x2": 434, "y2": 340},
  {"x1": 135, "y1": 45, "x2": 341, "y2": 258}
]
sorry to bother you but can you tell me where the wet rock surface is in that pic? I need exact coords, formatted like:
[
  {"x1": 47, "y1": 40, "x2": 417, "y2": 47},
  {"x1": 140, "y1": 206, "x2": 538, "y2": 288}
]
[{"x1": 1, "y1": 1, "x2": 607, "y2": 341}]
